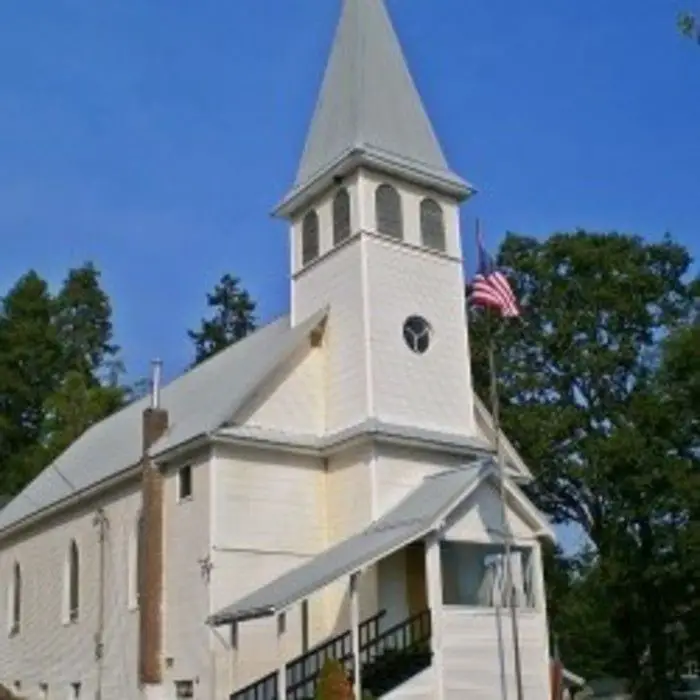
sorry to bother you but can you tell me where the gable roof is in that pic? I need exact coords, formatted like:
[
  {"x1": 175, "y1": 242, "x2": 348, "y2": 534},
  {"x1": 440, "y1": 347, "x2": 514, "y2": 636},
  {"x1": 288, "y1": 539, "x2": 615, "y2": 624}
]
[
  {"x1": 0, "y1": 309, "x2": 328, "y2": 535},
  {"x1": 473, "y1": 393, "x2": 534, "y2": 481},
  {"x1": 209, "y1": 458, "x2": 552, "y2": 626},
  {"x1": 209, "y1": 460, "x2": 490, "y2": 625},
  {"x1": 278, "y1": 0, "x2": 470, "y2": 212}
]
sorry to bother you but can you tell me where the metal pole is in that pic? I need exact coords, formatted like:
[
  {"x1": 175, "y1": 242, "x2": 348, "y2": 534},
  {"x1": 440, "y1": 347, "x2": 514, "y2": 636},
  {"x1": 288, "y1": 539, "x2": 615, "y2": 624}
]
[
  {"x1": 93, "y1": 507, "x2": 108, "y2": 700},
  {"x1": 487, "y1": 322, "x2": 525, "y2": 700}
]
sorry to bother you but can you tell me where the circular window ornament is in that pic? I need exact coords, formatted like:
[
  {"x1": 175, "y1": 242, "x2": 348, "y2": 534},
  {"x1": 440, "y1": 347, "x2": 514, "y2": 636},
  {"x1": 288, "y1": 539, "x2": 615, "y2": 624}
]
[{"x1": 403, "y1": 315, "x2": 432, "y2": 354}]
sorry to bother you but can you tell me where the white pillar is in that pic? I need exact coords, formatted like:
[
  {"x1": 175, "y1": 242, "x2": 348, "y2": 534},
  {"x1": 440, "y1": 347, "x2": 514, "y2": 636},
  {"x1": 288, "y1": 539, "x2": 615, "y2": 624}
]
[
  {"x1": 229, "y1": 622, "x2": 238, "y2": 692},
  {"x1": 277, "y1": 613, "x2": 286, "y2": 700},
  {"x1": 349, "y1": 572, "x2": 362, "y2": 700},
  {"x1": 425, "y1": 532, "x2": 445, "y2": 700}
]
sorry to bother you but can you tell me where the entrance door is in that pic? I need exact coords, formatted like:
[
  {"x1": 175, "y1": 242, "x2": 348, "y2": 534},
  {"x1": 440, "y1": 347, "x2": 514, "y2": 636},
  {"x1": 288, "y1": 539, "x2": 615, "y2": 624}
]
[{"x1": 405, "y1": 541, "x2": 428, "y2": 617}]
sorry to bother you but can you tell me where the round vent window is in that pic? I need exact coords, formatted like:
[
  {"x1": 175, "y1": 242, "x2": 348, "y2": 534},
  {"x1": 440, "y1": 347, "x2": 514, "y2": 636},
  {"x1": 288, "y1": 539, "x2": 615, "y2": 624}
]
[{"x1": 402, "y1": 315, "x2": 432, "y2": 354}]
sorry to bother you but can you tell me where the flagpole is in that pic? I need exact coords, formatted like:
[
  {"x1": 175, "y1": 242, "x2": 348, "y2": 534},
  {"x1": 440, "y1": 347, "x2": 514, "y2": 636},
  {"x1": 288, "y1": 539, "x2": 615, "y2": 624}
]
[{"x1": 479, "y1": 219, "x2": 525, "y2": 700}]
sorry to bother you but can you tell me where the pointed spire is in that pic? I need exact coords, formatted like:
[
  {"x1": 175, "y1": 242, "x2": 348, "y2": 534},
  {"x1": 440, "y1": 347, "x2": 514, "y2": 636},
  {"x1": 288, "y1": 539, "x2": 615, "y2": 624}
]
[{"x1": 276, "y1": 0, "x2": 471, "y2": 215}]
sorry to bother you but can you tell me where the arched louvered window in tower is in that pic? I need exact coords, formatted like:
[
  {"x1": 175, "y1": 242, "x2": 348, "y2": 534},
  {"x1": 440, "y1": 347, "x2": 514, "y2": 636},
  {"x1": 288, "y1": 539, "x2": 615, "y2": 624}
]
[
  {"x1": 10, "y1": 562, "x2": 21, "y2": 634},
  {"x1": 420, "y1": 198, "x2": 446, "y2": 252},
  {"x1": 301, "y1": 210, "x2": 320, "y2": 265},
  {"x1": 332, "y1": 188, "x2": 351, "y2": 245},
  {"x1": 68, "y1": 540, "x2": 80, "y2": 622},
  {"x1": 375, "y1": 184, "x2": 403, "y2": 239}
]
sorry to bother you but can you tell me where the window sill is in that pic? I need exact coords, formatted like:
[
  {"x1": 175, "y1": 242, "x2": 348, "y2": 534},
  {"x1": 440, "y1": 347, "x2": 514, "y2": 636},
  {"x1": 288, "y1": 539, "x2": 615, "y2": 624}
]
[
  {"x1": 62, "y1": 616, "x2": 79, "y2": 627},
  {"x1": 8, "y1": 626, "x2": 19, "y2": 639},
  {"x1": 177, "y1": 495, "x2": 194, "y2": 505}
]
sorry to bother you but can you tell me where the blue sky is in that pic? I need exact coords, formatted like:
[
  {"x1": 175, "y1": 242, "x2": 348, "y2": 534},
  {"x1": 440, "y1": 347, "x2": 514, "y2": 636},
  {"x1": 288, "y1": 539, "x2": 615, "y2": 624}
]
[
  {"x1": 2, "y1": 0, "x2": 697, "y2": 552},
  {"x1": 1, "y1": 0, "x2": 698, "y2": 379}
]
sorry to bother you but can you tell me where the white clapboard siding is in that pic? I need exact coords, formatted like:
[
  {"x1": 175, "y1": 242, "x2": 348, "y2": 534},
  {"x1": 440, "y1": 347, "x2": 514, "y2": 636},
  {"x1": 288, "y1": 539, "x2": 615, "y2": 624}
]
[{"x1": 442, "y1": 607, "x2": 550, "y2": 700}]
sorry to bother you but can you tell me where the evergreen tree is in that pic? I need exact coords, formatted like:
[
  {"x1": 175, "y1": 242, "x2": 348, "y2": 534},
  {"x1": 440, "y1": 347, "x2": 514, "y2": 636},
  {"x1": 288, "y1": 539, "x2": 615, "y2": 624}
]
[
  {"x1": 0, "y1": 264, "x2": 127, "y2": 495},
  {"x1": 0, "y1": 272, "x2": 62, "y2": 494},
  {"x1": 54, "y1": 262, "x2": 120, "y2": 381},
  {"x1": 187, "y1": 274, "x2": 257, "y2": 367}
]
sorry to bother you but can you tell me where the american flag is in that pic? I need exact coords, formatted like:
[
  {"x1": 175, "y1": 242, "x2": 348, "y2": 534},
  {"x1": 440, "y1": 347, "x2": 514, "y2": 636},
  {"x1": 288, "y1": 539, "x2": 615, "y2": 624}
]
[{"x1": 469, "y1": 221, "x2": 520, "y2": 318}]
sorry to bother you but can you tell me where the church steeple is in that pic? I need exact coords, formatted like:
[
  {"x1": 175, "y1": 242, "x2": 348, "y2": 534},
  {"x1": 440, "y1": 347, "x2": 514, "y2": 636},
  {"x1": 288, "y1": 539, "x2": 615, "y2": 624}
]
[{"x1": 276, "y1": 0, "x2": 472, "y2": 217}]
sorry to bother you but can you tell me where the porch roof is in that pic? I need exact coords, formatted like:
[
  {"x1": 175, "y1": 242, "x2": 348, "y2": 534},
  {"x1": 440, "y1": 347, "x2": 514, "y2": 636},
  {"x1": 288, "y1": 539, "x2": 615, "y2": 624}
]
[{"x1": 208, "y1": 460, "x2": 491, "y2": 626}]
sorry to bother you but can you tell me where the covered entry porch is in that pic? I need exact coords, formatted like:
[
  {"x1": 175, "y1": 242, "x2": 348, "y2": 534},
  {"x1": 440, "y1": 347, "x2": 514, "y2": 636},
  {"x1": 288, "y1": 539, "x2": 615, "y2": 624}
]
[{"x1": 208, "y1": 458, "x2": 552, "y2": 700}]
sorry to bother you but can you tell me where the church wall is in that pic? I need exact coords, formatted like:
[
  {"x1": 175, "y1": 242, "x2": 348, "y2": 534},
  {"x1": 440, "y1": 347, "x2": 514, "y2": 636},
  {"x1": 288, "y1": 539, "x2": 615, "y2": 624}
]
[
  {"x1": 357, "y1": 169, "x2": 464, "y2": 259},
  {"x1": 209, "y1": 444, "x2": 329, "y2": 692},
  {"x1": 324, "y1": 445, "x2": 378, "y2": 635},
  {"x1": 441, "y1": 608, "x2": 550, "y2": 700},
  {"x1": 443, "y1": 481, "x2": 538, "y2": 546},
  {"x1": 0, "y1": 480, "x2": 142, "y2": 700},
  {"x1": 236, "y1": 341, "x2": 325, "y2": 436},
  {"x1": 292, "y1": 235, "x2": 369, "y2": 435},
  {"x1": 362, "y1": 235, "x2": 475, "y2": 436},
  {"x1": 373, "y1": 444, "x2": 464, "y2": 518},
  {"x1": 161, "y1": 451, "x2": 214, "y2": 700}
]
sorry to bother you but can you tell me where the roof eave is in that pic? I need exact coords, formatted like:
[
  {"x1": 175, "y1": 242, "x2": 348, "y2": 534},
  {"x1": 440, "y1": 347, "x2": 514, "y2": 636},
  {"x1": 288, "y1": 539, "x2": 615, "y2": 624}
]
[{"x1": 273, "y1": 146, "x2": 475, "y2": 219}]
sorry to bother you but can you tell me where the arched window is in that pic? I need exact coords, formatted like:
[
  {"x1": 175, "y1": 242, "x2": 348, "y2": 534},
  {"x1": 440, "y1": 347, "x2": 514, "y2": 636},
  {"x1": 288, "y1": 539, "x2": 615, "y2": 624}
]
[
  {"x1": 420, "y1": 198, "x2": 446, "y2": 252},
  {"x1": 332, "y1": 188, "x2": 351, "y2": 245},
  {"x1": 67, "y1": 540, "x2": 80, "y2": 622},
  {"x1": 375, "y1": 184, "x2": 403, "y2": 239},
  {"x1": 301, "y1": 210, "x2": 320, "y2": 266},
  {"x1": 10, "y1": 562, "x2": 21, "y2": 634}
]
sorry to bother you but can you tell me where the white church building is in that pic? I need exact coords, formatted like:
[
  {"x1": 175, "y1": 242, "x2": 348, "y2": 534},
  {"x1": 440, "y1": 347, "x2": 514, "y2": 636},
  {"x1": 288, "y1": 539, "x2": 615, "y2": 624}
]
[{"x1": 0, "y1": 0, "x2": 559, "y2": 698}]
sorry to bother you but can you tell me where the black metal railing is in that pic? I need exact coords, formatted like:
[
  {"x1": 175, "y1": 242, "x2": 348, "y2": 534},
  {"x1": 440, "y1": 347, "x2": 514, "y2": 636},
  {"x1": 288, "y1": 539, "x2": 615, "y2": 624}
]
[
  {"x1": 361, "y1": 609, "x2": 432, "y2": 697},
  {"x1": 230, "y1": 670, "x2": 278, "y2": 700},
  {"x1": 285, "y1": 609, "x2": 386, "y2": 700},
  {"x1": 231, "y1": 610, "x2": 386, "y2": 700}
]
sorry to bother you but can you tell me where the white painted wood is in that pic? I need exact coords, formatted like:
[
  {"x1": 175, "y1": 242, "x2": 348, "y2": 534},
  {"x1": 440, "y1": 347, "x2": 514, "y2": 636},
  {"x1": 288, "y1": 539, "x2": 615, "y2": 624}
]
[
  {"x1": 349, "y1": 574, "x2": 361, "y2": 700},
  {"x1": 277, "y1": 613, "x2": 287, "y2": 699},
  {"x1": 425, "y1": 533, "x2": 444, "y2": 700},
  {"x1": 377, "y1": 549, "x2": 408, "y2": 630},
  {"x1": 444, "y1": 480, "x2": 540, "y2": 545},
  {"x1": 441, "y1": 608, "x2": 550, "y2": 700},
  {"x1": 236, "y1": 342, "x2": 325, "y2": 436}
]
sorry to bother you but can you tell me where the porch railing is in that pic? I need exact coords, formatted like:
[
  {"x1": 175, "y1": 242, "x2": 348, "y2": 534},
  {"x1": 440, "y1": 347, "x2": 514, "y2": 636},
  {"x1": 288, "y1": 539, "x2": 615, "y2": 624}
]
[
  {"x1": 231, "y1": 609, "x2": 386, "y2": 700},
  {"x1": 230, "y1": 608, "x2": 432, "y2": 700}
]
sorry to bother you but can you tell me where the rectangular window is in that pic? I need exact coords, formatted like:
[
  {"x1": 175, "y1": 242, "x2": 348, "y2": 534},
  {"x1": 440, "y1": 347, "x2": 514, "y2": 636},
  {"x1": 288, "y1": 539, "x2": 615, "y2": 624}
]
[
  {"x1": 39, "y1": 682, "x2": 49, "y2": 699},
  {"x1": 440, "y1": 541, "x2": 537, "y2": 609},
  {"x1": 177, "y1": 465, "x2": 193, "y2": 501},
  {"x1": 71, "y1": 682, "x2": 81, "y2": 699},
  {"x1": 175, "y1": 680, "x2": 194, "y2": 698}
]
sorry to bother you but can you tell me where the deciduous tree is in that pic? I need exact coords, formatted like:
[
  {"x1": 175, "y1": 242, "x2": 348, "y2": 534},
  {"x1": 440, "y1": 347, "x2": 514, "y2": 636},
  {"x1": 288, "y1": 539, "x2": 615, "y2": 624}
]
[{"x1": 468, "y1": 230, "x2": 699, "y2": 696}]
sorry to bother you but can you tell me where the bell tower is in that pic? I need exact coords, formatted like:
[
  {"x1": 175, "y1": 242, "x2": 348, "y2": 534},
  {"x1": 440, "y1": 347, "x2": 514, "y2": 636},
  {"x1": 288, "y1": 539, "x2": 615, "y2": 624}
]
[{"x1": 276, "y1": 0, "x2": 477, "y2": 438}]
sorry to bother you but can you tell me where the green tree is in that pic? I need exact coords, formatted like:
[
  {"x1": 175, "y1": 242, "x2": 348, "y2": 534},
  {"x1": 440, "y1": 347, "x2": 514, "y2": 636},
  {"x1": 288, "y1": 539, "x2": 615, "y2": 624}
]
[
  {"x1": 468, "y1": 230, "x2": 699, "y2": 697},
  {"x1": 678, "y1": 11, "x2": 700, "y2": 42},
  {"x1": 0, "y1": 264, "x2": 127, "y2": 495},
  {"x1": 187, "y1": 274, "x2": 257, "y2": 367},
  {"x1": 0, "y1": 272, "x2": 62, "y2": 494},
  {"x1": 54, "y1": 262, "x2": 120, "y2": 381}
]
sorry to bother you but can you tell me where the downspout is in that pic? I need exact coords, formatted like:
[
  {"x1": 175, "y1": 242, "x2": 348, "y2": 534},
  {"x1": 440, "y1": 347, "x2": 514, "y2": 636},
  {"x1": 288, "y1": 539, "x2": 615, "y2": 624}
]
[{"x1": 93, "y1": 507, "x2": 109, "y2": 700}]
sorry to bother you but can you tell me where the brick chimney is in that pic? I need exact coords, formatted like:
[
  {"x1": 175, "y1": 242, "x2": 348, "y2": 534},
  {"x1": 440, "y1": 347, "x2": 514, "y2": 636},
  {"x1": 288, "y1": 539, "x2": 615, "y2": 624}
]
[{"x1": 139, "y1": 359, "x2": 168, "y2": 686}]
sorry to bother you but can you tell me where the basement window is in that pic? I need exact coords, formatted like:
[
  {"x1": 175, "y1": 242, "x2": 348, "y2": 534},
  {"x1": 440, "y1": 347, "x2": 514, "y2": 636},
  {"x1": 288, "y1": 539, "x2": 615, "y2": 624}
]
[
  {"x1": 175, "y1": 680, "x2": 194, "y2": 698},
  {"x1": 178, "y1": 465, "x2": 193, "y2": 501}
]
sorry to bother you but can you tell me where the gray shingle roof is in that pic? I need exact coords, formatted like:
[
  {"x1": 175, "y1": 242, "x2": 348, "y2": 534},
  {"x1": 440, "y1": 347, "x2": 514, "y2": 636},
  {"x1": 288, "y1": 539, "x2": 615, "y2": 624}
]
[
  {"x1": 208, "y1": 460, "x2": 491, "y2": 625},
  {"x1": 289, "y1": 0, "x2": 468, "y2": 199},
  {"x1": 0, "y1": 309, "x2": 328, "y2": 534}
]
